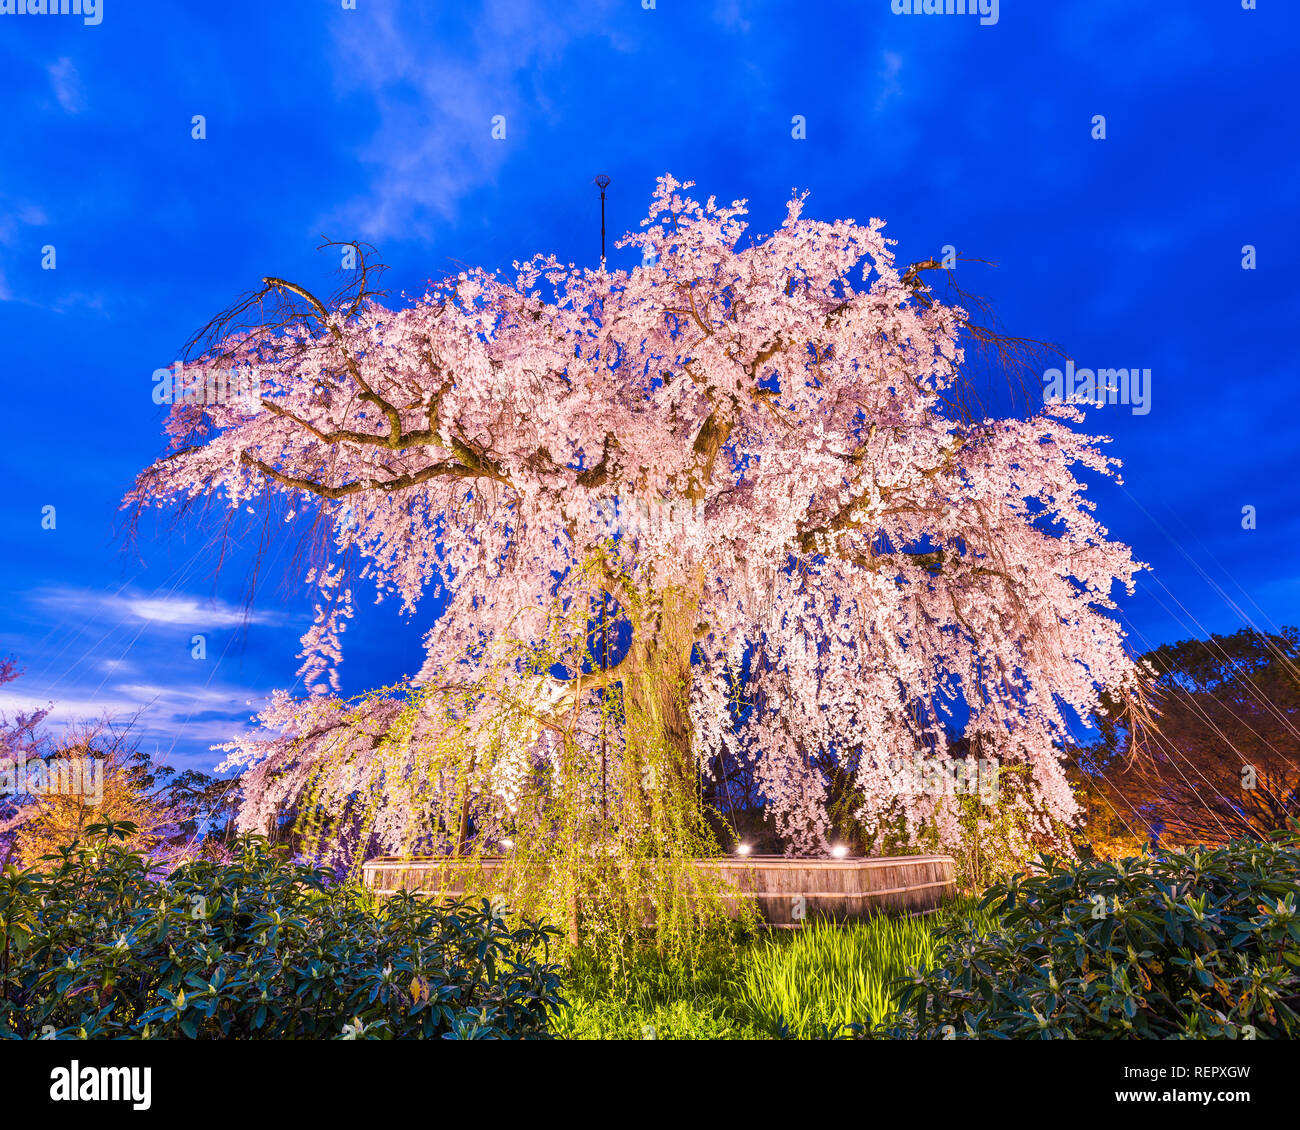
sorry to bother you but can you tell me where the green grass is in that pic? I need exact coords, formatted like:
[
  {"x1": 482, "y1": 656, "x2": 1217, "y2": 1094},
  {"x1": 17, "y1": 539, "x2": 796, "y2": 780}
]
[
  {"x1": 554, "y1": 898, "x2": 995, "y2": 1040},
  {"x1": 550, "y1": 939, "x2": 766, "y2": 1039}
]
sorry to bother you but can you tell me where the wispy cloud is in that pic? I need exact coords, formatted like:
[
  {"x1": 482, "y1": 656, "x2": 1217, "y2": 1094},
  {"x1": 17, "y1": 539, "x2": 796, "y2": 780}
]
[
  {"x1": 713, "y1": 0, "x2": 753, "y2": 34},
  {"x1": 30, "y1": 586, "x2": 287, "y2": 629},
  {"x1": 0, "y1": 679, "x2": 265, "y2": 771},
  {"x1": 3, "y1": 587, "x2": 293, "y2": 770},
  {"x1": 0, "y1": 203, "x2": 47, "y2": 239},
  {"x1": 0, "y1": 196, "x2": 105, "y2": 312},
  {"x1": 325, "y1": 0, "x2": 619, "y2": 240},
  {"x1": 876, "y1": 51, "x2": 903, "y2": 113},
  {"x1": 47, "y1": 57, "x2": 83, "y2": 114}
]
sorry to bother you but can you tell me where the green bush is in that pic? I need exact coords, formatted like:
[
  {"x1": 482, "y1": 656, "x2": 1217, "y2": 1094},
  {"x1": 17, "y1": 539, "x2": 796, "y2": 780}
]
[
  {"x1": 886, "y1": 830, "x2": 1300, "y2": 1039},
  {"x1": 0, "y1": 822, "x2": 564, "y2": 1039}
]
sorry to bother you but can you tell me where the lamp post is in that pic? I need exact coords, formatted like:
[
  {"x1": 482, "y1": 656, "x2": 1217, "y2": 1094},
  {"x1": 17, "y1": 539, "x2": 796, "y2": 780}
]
[{"x1": 595, "y1": 174, "x2": 611, "y2": 271}]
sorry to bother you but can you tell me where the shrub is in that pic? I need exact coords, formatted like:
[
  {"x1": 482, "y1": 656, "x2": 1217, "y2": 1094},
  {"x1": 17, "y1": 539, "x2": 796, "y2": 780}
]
[
  {"x1": 911, "y1": 762, "x2": 1075, "y2": 894},
  {"x1": 886, "y1": 830, "x2": 1300, "y2": 1039},
  {"x1": 0, "y1": 823, "x2": 564, "y2": 1039}
]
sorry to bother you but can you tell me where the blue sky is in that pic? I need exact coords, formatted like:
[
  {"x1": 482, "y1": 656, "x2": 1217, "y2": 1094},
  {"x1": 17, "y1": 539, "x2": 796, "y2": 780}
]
[{"x1": 0, "y1": 0, "x2": 1296, "y2": 772}]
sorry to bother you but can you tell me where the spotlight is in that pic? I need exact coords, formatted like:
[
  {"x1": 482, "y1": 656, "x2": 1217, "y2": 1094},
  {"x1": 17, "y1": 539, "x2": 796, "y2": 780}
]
[
  {"x1": 736, "y1": 843, "x2": 751, "y2": 856},
  {"x1": 830, "y1": 844, "x2": 849, "y2": 859}
]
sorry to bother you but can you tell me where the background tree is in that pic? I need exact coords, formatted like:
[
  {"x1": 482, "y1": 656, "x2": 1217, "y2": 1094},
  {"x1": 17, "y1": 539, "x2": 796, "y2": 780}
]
[
  {"x1": 0, "y1": 656, "x2": 52, "y2": 865},
  {"x1": 127, "y1": 177, "x2": 1143, "y2": 940},
  {"x1": 8, "y1": 723, "x2": 186, "y2": 868},
  {"x1": 1, "y1": 657, "x2": 232, "y2": 868},
  {"x1": 1074, "y1": 627, "x2": 1300, "y2": 851}
]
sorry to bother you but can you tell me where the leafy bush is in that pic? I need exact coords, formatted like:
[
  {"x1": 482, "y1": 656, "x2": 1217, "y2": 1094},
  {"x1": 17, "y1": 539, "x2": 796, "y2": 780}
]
[
  {"x1": 0, "y1": 822, "x2": 564, "y2": 1039},
  {"x1": 886, "y1": 831, "x2": 1300, "y2": 1039}
]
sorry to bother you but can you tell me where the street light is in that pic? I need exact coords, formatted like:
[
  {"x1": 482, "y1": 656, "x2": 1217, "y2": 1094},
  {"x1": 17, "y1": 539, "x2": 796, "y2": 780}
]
[{"x1": 594, "y1": 174, "x2": 611, "y2": 271}]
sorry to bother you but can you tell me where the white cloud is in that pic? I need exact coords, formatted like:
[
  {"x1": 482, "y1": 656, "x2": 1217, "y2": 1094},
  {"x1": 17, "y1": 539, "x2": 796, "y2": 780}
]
[
  {"x1": 0, "y1": 199, "x2": 47, "y2": 247},
  {"x1": 713, "y1": 0, "x2": 752, "y2": 34},
  {"x1": 876, "y1": 51, "x2": 903, "y2": 114},
  {"x1": 0, "y1": 679, "x2": 267, "y2": 772},
  {"x1": 47, "y1": 57, "x2": 83, "y2": 114},
  {"x1": 29, "y1": 586, "x2": 287, "y2": 629},
  {"x1": 95, "y1": 657, "x2": 138, "y2": 677},
  {"x1": 325, "y1": 0, "x2": 619, "y2": 240}
]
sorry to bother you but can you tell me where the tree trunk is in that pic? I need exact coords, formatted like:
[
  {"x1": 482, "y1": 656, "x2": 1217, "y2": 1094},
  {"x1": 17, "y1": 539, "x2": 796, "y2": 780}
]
[{"x1": 622, "y1": 582, "x2": 702, "y2": 785}]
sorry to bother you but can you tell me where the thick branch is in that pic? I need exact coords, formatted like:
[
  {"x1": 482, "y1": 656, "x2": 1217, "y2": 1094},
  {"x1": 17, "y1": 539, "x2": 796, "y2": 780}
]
[{"x1": 238, "y1": 451, "x2": 506, "y2": 499}]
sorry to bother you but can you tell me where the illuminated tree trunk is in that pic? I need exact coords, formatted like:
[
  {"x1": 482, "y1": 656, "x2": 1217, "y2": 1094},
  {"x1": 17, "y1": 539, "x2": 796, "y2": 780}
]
[{"x1": 621, "y1": 583, "x2": 703, "y2": 801}]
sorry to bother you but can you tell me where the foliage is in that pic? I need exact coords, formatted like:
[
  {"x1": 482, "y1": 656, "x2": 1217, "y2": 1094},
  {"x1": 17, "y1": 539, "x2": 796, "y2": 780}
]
[
  {"x1": 1, "y1": 659, "x2": 238, "y2": 869},
  {"x1": 1071, "y1": 758, "x2": 1149, "y2": 861},
  {"x1": 0, "y1": 655, "x2": 52, "y2": 865},
  {"x1": 931, "y1": 763, "x2": 1075, "y2": 892},
  {"x1": 0, "y1": 824, "x2": 563, "y2": 1040},
  {"x1": 8, "y1": 728, "x2": 191, "y2": 870},
  {"x1": 835, "y1": 754, "x2": 1075, "y2": 892},
  {"x1": 555, "y1": 899, "x2": 991, "y2": 1040},
  {"x1": 886, "y1": 831, "x2": 1300, "y2": 1039},
  {"x1": 1075, "y1": 628, "x2": 1300, "y2": 850},
  {"x1": 553, "y1": 938, "x2": 765, "y2": 1039},
  {"x1": 738, "y1": 900, "x2": 996, "y2": 1038}
]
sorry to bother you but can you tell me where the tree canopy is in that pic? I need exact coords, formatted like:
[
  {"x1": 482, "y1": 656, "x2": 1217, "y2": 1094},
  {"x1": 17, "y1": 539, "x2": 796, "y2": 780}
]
[
  {"x1": 1079, "y1": 627, "x2": 1300, "y2": 850},
  {"x1": 128, "y1": 176, "x2": 1142, "y2": 872}
]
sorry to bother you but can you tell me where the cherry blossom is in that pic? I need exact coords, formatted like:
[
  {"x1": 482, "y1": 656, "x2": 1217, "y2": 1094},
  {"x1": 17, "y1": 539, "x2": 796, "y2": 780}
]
[{"x1": 128, "y1": 176, "x2": 1143, "y2": 859}]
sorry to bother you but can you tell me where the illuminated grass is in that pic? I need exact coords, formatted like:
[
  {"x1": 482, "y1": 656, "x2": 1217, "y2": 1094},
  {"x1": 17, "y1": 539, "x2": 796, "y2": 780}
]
[
  {"x1": 556, "y1": 898, "x2": 995, "y2": 1040},
  {"x1": 738, "y1": 903, "x2": 995, "y2": 1037}
]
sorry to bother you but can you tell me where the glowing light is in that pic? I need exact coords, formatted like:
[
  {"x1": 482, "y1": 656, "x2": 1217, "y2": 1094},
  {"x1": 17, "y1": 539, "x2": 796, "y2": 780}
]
[
  {"x1": 736, "y1": 843, "x2": 751, "y2": 856},
  {"x1": 830, "y1": 844, "x2": 849, "y2": 859}
]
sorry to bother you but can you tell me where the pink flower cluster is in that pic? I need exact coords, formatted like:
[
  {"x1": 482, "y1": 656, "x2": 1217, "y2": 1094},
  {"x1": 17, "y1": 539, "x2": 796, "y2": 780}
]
[{"x1": 132, "y1": 176, "x2": 1143, "y2": 855}]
